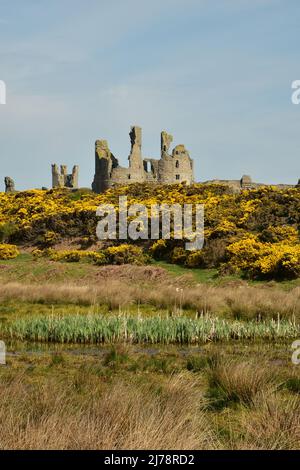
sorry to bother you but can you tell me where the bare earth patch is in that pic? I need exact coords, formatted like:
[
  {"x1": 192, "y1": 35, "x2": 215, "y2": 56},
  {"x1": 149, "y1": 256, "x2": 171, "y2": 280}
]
[{"x1": 95, "y1": 265, "x2": 169, "y2": 282}]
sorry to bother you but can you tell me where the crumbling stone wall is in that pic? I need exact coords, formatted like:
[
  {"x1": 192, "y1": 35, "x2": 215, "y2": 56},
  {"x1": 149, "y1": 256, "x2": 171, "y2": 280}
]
[
  {"x1": 92, "y1": 125, "x2": 194, "y2": 193},
  {"x1": 158, "y1": 143, "x2": 193, "y2": 185},
  {"x1": 128, "y1": 126, "x2": 145, "y2": 182},
  {"x1": 91, "y1": 140, "x2": 119, "y2": 193},
  {"x1": 52, "y1": 164, "x2": 79, "y2": 189},
  {"x1": 202, "y1": 175, "x2": 296, "y2": 192},
  {"x1": 4, "y1": 176, "x2": 15, "y2": 193}
]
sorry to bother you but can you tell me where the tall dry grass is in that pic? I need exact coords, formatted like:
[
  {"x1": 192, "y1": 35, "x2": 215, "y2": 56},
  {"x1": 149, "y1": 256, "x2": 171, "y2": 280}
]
[
  {"x1": 204, "y1": 358, "x2": 300, "y2": 449},
  {"x1": 234, "y1": 395, "x2": 300, "y2": 449},
  {"x1": 0, "y1": 372, "x2": 216, "y2": 450},
  {"x1": 0, "y1": 362, "x2": 299, "y2": 450},
  {"x1": 207, "y1": 359, "x2": 279, "y2": 407},
  {"x1": 0, "y1": 280, "x2": 299, "y2": 320}
]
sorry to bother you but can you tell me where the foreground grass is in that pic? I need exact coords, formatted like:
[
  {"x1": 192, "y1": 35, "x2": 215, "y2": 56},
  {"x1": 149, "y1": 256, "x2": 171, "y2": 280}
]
[
  {"x1": 3, "y1": 313, "x2": 300, "y2": 344},
  {"x1": 0, "y1": 368, "x2": 213, "y2": 450},
  {"x1": 0, "y1": 343, "x2": 299, "y2": 449},
  {"x1": 0, "y1": 253, "x2": 101, "y2": 284}
]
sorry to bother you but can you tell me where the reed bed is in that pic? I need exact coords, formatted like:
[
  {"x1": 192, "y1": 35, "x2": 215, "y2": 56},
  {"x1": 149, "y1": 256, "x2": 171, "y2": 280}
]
[{"x1": 4, "y1": 314, "x2": 300, "y2": 344}]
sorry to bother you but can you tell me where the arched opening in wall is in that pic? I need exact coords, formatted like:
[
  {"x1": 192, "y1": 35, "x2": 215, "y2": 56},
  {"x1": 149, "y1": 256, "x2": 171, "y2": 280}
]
[
  {"x1": 175, "y1": 160, "x2": 179, "y2": 168},
  {"x1": 176, "y1": 174, "x2": 180, "y2": 180},
  {"x1": 128, "y1": 174, "x2": 131, "y2": 179}
]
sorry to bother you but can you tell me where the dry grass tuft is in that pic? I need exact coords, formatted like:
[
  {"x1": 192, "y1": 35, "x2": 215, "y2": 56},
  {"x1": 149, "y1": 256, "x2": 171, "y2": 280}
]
[
  {"x1": 208, "y1": 359, "x2": 279, "y2": 407},
  {"x1": 234, "y1": 395, "x2": 300, "y2": 449},
  {"x1": 0, "y1": 372, "x2": 217, "y2": 450}
]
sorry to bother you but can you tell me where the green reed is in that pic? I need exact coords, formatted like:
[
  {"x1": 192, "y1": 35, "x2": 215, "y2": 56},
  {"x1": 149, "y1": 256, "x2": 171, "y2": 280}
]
[{"x1": 3, "y1": 313, "x2": 300, "y2": 344}]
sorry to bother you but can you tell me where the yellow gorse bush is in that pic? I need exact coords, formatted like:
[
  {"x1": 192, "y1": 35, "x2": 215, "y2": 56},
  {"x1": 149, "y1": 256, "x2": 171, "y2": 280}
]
[
  {"x1": 33, "y1": 248, "x2": 105, "y2": 263},
  {"x1": 1, "y1": 183, "x2": 299, "y2": 279},
  {"x1": 227, "y1": 238, "x2": 300, "y2": 279},
  {"x1": 0, "y1": 184, "x2": 298, "y2": 231},
  {"x1": 0, "y1": 243, "x2": 19, "y2": 260},
  {"x1": 33, "y1": 244, "x2": 147, "y2": 266}
]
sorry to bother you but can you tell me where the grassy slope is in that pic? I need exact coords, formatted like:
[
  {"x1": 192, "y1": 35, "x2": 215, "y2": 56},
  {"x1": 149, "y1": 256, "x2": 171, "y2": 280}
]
[{"x1": 2, "y1": 254, "x2": 300, "y2": 287}]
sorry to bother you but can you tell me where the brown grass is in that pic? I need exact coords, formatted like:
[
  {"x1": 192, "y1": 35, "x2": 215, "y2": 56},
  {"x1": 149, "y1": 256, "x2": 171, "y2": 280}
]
[
  {"x1": 0, "y1": 372, "x2": 216, "y2": 450},
  {"x1": 234, "y1": 395, "x2": 300, "y2": 449},
  {"x1": 0, "y1": 348, "x2": 299, "y2": 450},
  {"x1": 0, "y1": 363, "x2": 299, "y2": 450},
  {"x1": 208, "y1": 359, "x2": 279, "y2": 407},
  {"x1": 0, "y1": 278, "x2": 299, "y2": 320}
]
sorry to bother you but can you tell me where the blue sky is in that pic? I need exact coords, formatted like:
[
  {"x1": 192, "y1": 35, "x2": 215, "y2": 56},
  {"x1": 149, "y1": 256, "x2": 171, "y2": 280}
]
[{"x1": 0, "y1": 0, "x2": 299, "y2": 190}]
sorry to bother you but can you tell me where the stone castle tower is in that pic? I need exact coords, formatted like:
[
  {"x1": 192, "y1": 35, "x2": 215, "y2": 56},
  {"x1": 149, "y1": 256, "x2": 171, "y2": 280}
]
[
  {"x1": 52, "y1": 164, "x2": 79, "y2": 189},
  {"x1": 92, "y1": 125, "x2": 194, "y2": 193}
]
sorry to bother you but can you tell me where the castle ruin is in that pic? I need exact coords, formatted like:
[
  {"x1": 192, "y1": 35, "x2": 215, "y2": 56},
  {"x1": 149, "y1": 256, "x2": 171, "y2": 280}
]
[
  {"x1": 92, "y1": 126, "x2": 194, "y2": 193},
  {"x1": 3, "y1": 126, "x2": 298, "y2": 193},
  {"x1": 52, "y1": 164, "x2": 79, "y2": 189}
]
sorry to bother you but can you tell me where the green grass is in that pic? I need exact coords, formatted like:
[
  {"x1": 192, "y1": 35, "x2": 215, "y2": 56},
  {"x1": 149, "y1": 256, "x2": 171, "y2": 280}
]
[
  {"x1": 153, "y1": 260, "x2": 300, "y2": 289},
  {"x1": 1, "y1": 256, "x2": 221, "y2": 285},
  {"x1": 0, "y1": 301, "x2": 107, "y2": 321},
  {"x1": 0, "y1": 300, "x2": 173, "y2": 324},
  {"x1": 153, "y1": 260, "x2": 219, "y2": 282},
  {"x1": 0, "y1": 254, "x2": 101, "y2": 283},
  {"x1": 2, "y1": 254, "x2": 299, "y2": 289}
]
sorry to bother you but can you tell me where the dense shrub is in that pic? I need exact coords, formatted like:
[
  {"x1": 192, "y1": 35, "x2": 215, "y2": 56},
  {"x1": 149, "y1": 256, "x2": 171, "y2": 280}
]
[
  {"x1": 0, "y1": 222, "x2": 19, "y2": 243},
  {"x1": 251, "y1": 244, "x2": 300, "y2": 280},
  {"x1": 258, "y1": 225, "x2": 299, "y2": 244},
  {"x1": 0, "y1": 243, "x2": 19, "y2": 260},
  {"x1": 150, "y1": 240, "x2": 170, "y2": 259},
  {"x1": 225, "y1": 238, "x2": 300, "y2": 280},
  {"x1": 171, "y1": 247, "x2": 188, "y2": 265},
  {"x1": 33, "y1": 248, "x2": 100, "y2": 263},
  {"x1": 185, "y1": 251, "x2": 204, "y2": 268},
  {"x1": 104, "y1": 244, "x2": 148, "y2": 265},
  {"x1": 33, "y1": 244, "x2": 148, "y2": 266}
]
